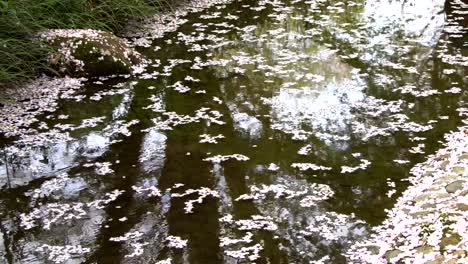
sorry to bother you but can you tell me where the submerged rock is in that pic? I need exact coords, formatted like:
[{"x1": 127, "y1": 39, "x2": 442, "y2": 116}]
[
  {"x1": 384, "y1": 249, "x2": 403, "y2": 261},
  {"x1": 39, "y1": 29, "x2": 144, "y2": 76},
  {"x1": 440, "y1": 233, "x2": 462, "y2": 250},
  {"x1": 445, "y1": 180, "x2": 465, "y2": 193},
  {"x1": 415, "y1": 245, "x2": 434, "y2": 254}
]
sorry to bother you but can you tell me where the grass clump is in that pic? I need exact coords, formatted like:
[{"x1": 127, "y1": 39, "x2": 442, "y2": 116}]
[{"x1": 0, "y1": 0, "x2": 168, "y2": 86}]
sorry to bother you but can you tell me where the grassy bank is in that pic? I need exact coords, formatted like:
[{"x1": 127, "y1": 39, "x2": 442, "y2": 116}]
[{"x1": 0, "y1": 0, "x2": 167, "y2": 86}]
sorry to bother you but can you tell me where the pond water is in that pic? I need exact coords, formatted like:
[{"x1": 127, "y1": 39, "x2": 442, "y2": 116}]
[{"x1": 0, "y1": 0, "x2": 467, "y2": 263}]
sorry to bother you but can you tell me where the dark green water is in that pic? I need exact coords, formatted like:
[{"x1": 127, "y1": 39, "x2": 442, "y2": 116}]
[{"x1": 0, "y1": 0, "x2": 466, "y2": 263}]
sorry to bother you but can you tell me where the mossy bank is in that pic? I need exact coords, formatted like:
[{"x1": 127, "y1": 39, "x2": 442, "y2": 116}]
[{"x1": 0, "y1": 0, "x2": 168, "y2": 86}]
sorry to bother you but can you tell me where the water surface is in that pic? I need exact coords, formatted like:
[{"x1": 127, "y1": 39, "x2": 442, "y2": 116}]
[{"x1": 0, "y1": 0, "x2": 466, "y2": 263}]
